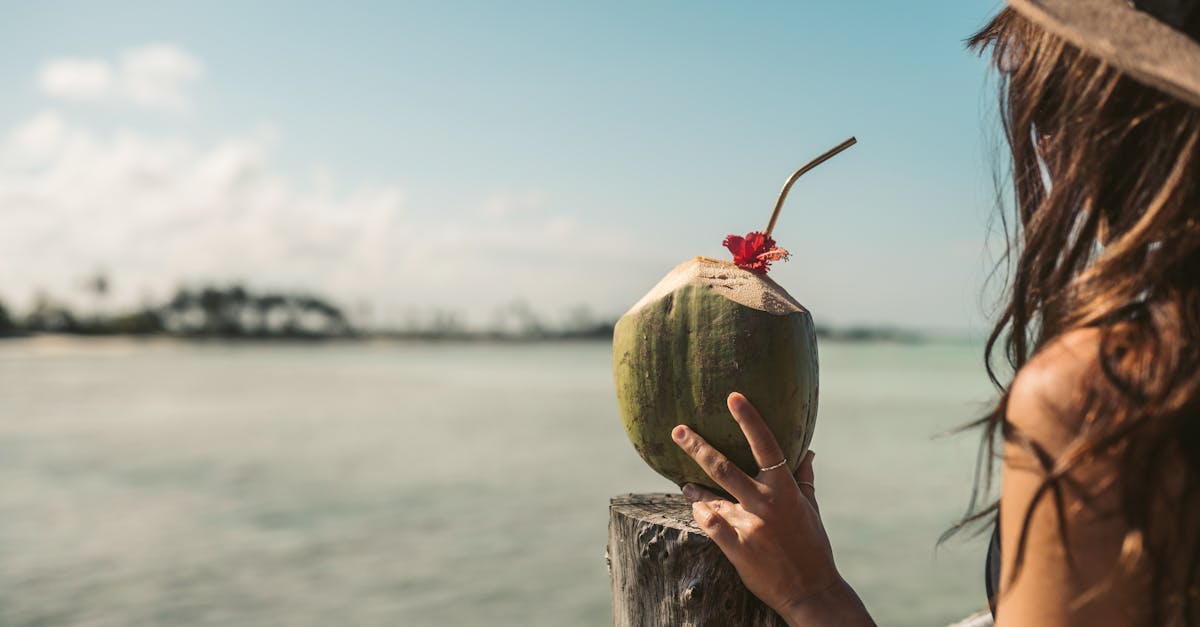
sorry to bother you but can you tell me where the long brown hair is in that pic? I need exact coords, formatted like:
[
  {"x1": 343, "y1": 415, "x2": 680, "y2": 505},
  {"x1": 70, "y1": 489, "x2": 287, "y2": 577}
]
[{"x1": 962, "y1": 7, "x2": 1200, "y2": 624}]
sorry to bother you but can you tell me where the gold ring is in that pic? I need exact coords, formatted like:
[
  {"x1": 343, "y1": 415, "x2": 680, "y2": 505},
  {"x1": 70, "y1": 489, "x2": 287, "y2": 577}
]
[{"x1": 759, "y1": 459, "x2": 788, "y2": 472}]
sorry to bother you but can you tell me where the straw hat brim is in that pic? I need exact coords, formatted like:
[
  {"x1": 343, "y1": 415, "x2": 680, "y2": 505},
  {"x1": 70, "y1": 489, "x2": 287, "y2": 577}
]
[{"x1": 1008, "y1": 0, "x2": 1200, "y2": 109}]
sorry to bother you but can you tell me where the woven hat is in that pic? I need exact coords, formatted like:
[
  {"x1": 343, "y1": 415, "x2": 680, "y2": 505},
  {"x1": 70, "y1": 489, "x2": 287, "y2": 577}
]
[{"x1": 1007, "y1": 0, "x2": 1200, "y2": 108}]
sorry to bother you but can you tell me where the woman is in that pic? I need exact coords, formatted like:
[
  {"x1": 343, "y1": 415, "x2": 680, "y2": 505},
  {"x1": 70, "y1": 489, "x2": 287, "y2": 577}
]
[{"x1": 672, "y1": 1, "x2": 1200, "y2": 625}]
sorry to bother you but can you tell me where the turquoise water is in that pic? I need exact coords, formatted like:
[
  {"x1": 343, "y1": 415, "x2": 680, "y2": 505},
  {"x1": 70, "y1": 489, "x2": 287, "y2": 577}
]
[{"x1": 0, "y1": 337, "x2": 995, "y2": 626}]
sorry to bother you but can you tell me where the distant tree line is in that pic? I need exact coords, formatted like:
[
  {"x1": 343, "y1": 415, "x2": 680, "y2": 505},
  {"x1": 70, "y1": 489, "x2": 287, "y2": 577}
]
[
  {"x1": 0, "y1": 284, "x2": 615, "y2": 341},
  {"x1": 1, "y1": 284, "x2": 352, "y2": 340},
  {"x1": 0, "y1": 281, "x2": 917, "y2": 343},
  {"x1": 0, "y1": 301, "x2": 15, "y2": 337},
  {"x1": 813, "y1": 324, "x2": 921, "y2": 343}
]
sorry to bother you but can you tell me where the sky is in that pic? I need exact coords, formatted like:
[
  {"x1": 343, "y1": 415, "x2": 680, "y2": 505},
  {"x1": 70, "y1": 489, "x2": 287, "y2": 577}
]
[{"x1": 0, "y1": 1, "x2": 1010, "y2": 335}]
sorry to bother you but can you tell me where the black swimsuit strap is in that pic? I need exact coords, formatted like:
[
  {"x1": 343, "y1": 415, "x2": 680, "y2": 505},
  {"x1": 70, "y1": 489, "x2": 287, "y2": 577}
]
[{"x1": 985, "y1": 519, "x2": 1002, "y2": 616}]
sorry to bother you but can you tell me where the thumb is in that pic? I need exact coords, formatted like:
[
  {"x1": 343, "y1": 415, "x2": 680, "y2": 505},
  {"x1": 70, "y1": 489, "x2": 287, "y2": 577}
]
[{"x1": 794, "y1": 450, "x2": 818, "y2": 511}]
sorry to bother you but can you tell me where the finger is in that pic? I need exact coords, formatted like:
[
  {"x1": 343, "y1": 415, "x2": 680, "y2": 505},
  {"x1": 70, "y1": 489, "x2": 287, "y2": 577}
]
[
  {"x1": 682, "y1": 482, "x2": 729, "y2": 506},
  {"x1": 672, "y1": 425, "x2": 757, "y2": 502},
  {"x1": 691, "y1": 500, "x2": 739, "y2": 548},
  {"x1": 727, "y1": 393, "x2": 787, "y2": 476},
  {"x1": 794, "y1": 450, "x2": 819, "y2": 511},
  {"x1": 683, "y1": 484, "x2": 746, "y2": 521},
  {"x1": 683, "y1": 483, "x2": 755, "y2": 526}
]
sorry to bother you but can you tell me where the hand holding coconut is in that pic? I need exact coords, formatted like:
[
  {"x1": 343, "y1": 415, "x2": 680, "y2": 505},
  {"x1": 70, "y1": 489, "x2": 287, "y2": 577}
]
[{"x1": 673, "y1": 393, "x2": 874, "y2": 627}]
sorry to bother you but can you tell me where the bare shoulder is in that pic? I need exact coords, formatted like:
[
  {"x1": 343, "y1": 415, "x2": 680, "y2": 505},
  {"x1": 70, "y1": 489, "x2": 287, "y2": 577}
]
[
  {"x1": 996, "y1": 327, "x2": 1146, "y2": 626},
  {"x1": 1006, "y1": 327, "x2": 1103, "y2": 449}
]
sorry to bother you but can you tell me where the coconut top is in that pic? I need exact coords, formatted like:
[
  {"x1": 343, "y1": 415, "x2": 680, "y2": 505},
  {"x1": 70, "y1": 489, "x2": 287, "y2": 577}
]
[{"x1": 624, "y1": 256, "x2": 808, "y2": 317}]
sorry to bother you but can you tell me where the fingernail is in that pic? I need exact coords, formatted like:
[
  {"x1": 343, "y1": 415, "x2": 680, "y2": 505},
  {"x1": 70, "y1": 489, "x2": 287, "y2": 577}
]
[
  {"x1": 672, "y1": 426, "x2": 688, "y2": 442},
  {"x1": 682, "y1": 484, "x2": 699, "y2": 501}
]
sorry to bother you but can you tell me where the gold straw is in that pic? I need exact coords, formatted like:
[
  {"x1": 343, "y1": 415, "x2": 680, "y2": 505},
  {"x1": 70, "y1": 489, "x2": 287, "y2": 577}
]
[{"x1": 765, "y1": 137, "x2": 857, "y2": 236}]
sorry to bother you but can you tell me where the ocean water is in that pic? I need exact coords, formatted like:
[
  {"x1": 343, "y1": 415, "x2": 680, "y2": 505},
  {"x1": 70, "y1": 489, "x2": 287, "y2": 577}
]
[{"x1": 0, "y1": 337, "x2": 996, "y2": 626}]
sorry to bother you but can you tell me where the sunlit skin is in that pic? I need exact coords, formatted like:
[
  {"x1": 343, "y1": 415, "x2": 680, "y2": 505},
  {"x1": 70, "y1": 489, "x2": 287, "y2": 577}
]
[
  {"x1": 671, "y1": 393, "x2": 873, "y2": 627},
  {"x1": 676, "y1": 338, "x2": 1140, "y2": 627}
]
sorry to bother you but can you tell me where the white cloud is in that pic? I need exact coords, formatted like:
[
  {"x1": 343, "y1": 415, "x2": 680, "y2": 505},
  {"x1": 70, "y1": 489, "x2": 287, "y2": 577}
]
[
  {"x1": 120, "y1": 45, "x2": 205, "y2": 112},
  {"x1": 36, "y1": 45, "x2": 204, "y2": 113},
  {"x1": 3, "y1": 111, "x2": 72, "y2": 163},
  {"x1": 37, "y1": 59, "x2": 114, "y2": 100},
  {"x1": 0, "y1": 112, "x2": 660, "y2": 327}
]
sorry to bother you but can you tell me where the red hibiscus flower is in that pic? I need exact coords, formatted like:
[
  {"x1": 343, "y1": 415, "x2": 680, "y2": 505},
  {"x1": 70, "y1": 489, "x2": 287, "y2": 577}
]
[{"x1": 722, "y1": 231, "x2": 790, "y2": 275}]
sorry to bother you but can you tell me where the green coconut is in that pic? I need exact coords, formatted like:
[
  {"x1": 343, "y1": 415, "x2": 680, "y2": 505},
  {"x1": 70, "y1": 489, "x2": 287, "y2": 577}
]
[{"x1": 612, "y1": 255, "x2": 819, "y2": 490}]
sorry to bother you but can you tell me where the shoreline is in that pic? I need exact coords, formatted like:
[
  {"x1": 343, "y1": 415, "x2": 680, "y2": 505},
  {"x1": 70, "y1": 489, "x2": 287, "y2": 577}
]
[{"x1": 0, "y1": 330, "x2": 981, "y2": 349}]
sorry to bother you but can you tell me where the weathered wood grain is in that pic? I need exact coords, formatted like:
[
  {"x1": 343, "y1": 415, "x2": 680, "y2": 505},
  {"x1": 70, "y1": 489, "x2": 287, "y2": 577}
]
[{"x1": 608, "y1": 493, "x2": 787, "y2": 627}]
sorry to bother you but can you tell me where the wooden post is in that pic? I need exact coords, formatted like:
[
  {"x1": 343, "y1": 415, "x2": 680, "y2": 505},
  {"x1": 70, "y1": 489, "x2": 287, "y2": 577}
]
[{"x1": 608, "y1": 493, "x2": 788, "y2": 627}]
